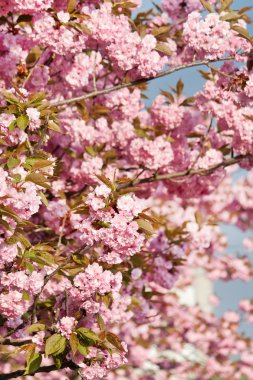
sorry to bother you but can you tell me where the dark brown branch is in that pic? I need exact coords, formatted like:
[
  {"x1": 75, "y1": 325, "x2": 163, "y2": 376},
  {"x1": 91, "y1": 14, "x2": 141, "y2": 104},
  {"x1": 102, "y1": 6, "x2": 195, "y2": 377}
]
[
  {"x1": 48, "y1": 56, "x2": 235, "y2": 108},
  {"x1": 0, "y1": 339, "x2": 31, "y2": 347},
  {"x1": 0, "y1": 361, "x2": 77, "y2": 380},
  {"x1": 117, "y1": 154, "x2": 253, "y2": 190}
]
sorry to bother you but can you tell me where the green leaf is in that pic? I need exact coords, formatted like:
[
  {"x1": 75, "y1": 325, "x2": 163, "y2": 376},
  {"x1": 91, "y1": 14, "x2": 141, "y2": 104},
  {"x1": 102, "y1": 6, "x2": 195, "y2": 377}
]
[
  {"x1": 26, "y1": 48, "x2": 42, "y2": 66},
  {"x1": 0, "y1": 218, "x2": 12, "y2": 231},
  {"x1": 54, "y1": 356, "x2": 63, "y2": 369},
  {"x1": 106, "y1": 332, "x2": 125, "y2": 352},
  {"x1": 77, "y1": 343, "x2": 89, "y2": 356},
  {"x1": 45, "y1": 334, "x2": 67, "y2": 357},
  {"x1": 76, "y1": 328, "x2": 100, "y2": 344},
  {"x1": 8, "y1": 120, "x2": 17, "y2": 131},
  {"x1": 136, "y1": 218, "x2": 154, "y2": 235},
  {"x1": 11, "y1": 173, "x2": 22, "y2": 183},
  {"x1": 2, "y1": 90, "x2": 19, "y2": 104},
  {"x1": 151, "y1": 25, "x2": 170, "y2": 37},
  {"x1": 38, "y1": 191, "x2": 48, "y2": 206},
  {"x1": 25, "y1": 250, "x2": 55, "y2": 266},
  {"x1": 22, "y1": 291, "x2": 30, "y2": 301},
  {"x1": 7, "y1": 232, "x2": 31, "y2": 248},
  {"x1": 25, "y1": 323, "x2": 46, "y2": 334},
  {"x1": 0, "y1": 137, "x2": 8, "y2": 146},
  {"x1": 96, "y1": 174, "x2": 115, "y2": 191},
  {"x1": 78, "y1": 23, "x2": 91, "y2": 34},
  {"x1": 28, "y1": 91, "x2": 46, "y2": 105},
  {"x1": 70, "y1": 333, "x2": 79, "y2": 355},
  {"x1": 85, "y1": 146, "x2": 97, "y2": 157},
  {"x1": 48, "y1": 120, "x2": 64, "y2": 134},
  {"x1": 25, "y1": 157, "x2": 53, "y2": 171},
  {"x1": 0, "y1": 204, "x2": 23, "y2": 223},
  {"x1": 101, "y1": 293, "x2": 113, "y2": 308},
  {"x1": 16, "y1": 115, "x2": 29, "y2": 130},
  {"x1": 155, "y1": 43, "x2": 172, "y2": 56},
  {"x1": 24, "y1": 352, "x2": 42, "y2": 375},
  {"x1": 96, "y1": 314, "x2": 105, "y2": 331},
  {"x1": 7, "y1": 157, "x2": 20, "y2": 169},
  {"x1": 25, "y1": 173, "x2": 51, "y2": 189}
]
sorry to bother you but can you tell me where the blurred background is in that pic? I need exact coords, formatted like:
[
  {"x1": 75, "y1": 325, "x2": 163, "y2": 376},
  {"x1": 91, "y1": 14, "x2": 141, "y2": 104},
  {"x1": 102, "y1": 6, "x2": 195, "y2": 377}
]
[{"x1": 137, "y1": 0, "x2": 253, "y2": 336}]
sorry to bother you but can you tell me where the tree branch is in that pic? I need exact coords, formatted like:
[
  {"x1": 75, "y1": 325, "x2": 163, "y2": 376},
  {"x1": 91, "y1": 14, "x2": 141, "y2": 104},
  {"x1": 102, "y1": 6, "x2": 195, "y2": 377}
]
[
  {"x1": 31, "y1": 244, "x2": 87, "y2": 322},
  {"x1": 0, "y1": 339, "x2": 31, "y2": 347},
  {"x1": 0, "y1": 362, "x2": 77, "y2": 380},
  {"x1": 117, "y1": 154, "x2": 253, "y2": 190},
  {"x1": 48, "y1": 56, "x2": 236, "y2": 108}
]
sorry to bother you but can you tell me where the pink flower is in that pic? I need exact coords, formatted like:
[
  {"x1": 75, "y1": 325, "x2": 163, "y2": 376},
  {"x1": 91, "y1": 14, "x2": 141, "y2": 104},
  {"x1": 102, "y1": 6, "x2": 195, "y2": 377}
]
[
  {"x1": 26, "y1": 107, "x2": 41, "y2": 130},
  {"x1": 57, "y1": 11, "x2": 70, "y2": 23},
  {"x1": 56, "y1": 317, "x2": 76, "y2": 339}
]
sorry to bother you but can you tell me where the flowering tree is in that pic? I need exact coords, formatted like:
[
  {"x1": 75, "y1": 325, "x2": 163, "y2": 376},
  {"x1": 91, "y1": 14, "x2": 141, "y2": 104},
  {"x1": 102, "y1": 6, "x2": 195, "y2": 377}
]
[{"x1": 1, "y1": 0, "x2": 253, "y2": 379}]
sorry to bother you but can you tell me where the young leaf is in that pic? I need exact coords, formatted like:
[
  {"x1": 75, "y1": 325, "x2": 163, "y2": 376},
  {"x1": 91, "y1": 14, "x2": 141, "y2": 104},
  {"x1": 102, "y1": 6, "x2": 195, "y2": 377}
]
[
  {"x1": 70, "y1": 333, "x2": 79, "y2": 355},
  {"x1": 96, "y1": 174, "x2": 115, "y2": 191},
  {"x1": 85, "y1": 146, "x2": 97, "y2": 157},
  {"x1": 200, "y1": 0, "x2": 214, "y2": 12},
  {"x1": 77, "y1": 343, "x2": 89, "y2": 356},
  {"x1": 25, "y1": 323, "x2": 46, "y2": 334},
  {"x1": 24, "y1": 353, "x2": 42, "y2": 375},
  {"x1": 54, "y1": 356, "x2": 63, "y2": 369},
  {"x1": 8, "y1": 120, "x2": 17, "y2": 131},
  {"x1": 2, "y1": 90, "x2": 19, "y2": 104},
  {"x1": 38, "y1": 191, "x2": 48, "y2": 207},
  {"x1": 155, "y1": 43, "x2": 172, "y2": 56},
  {"x1": 96, "y1": 314, "x2": 105, "y2": 331},
  {"x1": 106, "y1": 332, "x2": 125, "y2": 352},
  {"x1": 48, "y1": 120, "x2": 64, "y2": 134},
  {"x1": 7, "y1": 157, "x2": 20, "y2": 169},
  {"x1": 45, "y1": 334, "x2": 67, "y2": 357},
  {"x1": 220, "y1": 0, "x2": 233, "y2": 12},
  {"x1": 16, "y1": 115, "x2": 29, "y2": 130},
  {"x1": 231, "y1": 25, "x2": 252, "y2": 42},
  {"x1": 176, "y1": 79, "x2": 184, "y2": 97},
  {"x1": 67, "y1": 0, "x2": 77, "y2": 13},
  {"x1": 136, "y1": 219, "x2": 154, "y2": 235},
  {"x1": 25, "y1": 173, "x2": 51, "y2": 189},
  {"x1": 76, "y1": 328, "x2": 100, "y2": 343}
]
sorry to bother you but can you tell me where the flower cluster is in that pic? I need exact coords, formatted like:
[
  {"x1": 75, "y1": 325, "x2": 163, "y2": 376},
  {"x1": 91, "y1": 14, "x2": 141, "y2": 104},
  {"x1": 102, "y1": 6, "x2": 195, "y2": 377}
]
[{"x1": 0, "y1": 1, "x2": 253, "y2": 380}]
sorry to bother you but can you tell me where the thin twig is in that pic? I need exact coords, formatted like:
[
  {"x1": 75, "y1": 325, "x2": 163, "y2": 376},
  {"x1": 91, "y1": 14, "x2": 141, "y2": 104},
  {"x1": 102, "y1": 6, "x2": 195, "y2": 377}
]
[
  {"x1": 48, "y1": 56, "x2": 236, "y2": 108},
  {"x1": 31, "y1": 244, "x2": 87, "y2": 323}
]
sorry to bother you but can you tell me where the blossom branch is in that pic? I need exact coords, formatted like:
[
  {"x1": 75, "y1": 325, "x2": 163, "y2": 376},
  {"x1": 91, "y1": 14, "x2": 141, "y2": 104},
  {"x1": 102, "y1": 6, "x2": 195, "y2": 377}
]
[
  {"x1": 49, "y1": 56, "x2": 236, "y2": 108},
  {"x1": 31, "y1": 245, "x2": 87, "y2": 322},
  {"x1": 117, "y1": 154, "x2": 253, "y2": 190},
  {"x1": 0, "y1": 362, "x2": 77, "y2": 380}
]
